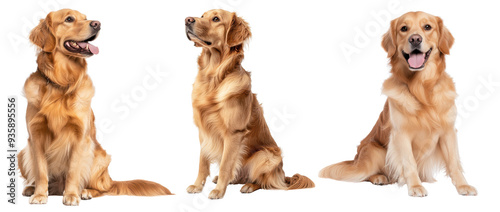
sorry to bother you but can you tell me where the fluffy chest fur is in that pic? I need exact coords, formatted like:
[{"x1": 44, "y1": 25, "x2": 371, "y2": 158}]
[
  {"x1": 23, "y1": 71, "x2": 96, "y2": 180},
  {"x1": 24, "y1": 73, "x2": 95, "y2": 134},
  {"x1": 191, "y1": 68, "x2": 252, "y2": 162},
  {"x1": 382, "y1": 72, "x2": 457, "y2": 132}
]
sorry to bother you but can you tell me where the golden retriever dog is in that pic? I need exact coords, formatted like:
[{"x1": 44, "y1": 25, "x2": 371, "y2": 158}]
[
  {"x1": 319, "y1": 11, "x2": 477, "y2": 197},
  {"x1": 18, "y1": 9, "x2": 171, "y2": 206},
  {"x1": 184, "y1": 9, "x2": 314, "y2": 199}
]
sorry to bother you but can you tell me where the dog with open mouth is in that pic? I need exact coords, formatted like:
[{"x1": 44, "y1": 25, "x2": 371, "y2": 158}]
[
  {"x1": 319, "y1": 11, "x2": 477, "y2": 197},
  {"x1": 18, "y1": 9, "x2": 172, "y2": 206},
  {"x1": 185, "y1": 9, "x2": 315, "y2": 199}
]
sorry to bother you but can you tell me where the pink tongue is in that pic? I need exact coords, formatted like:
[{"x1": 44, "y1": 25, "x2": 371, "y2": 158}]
[
  {"x1": 408, "y1": 53, "x2": 424, "y2": 68},
  {"x1": 76, "y1": 42, "x2": 99, "y2": 55}
]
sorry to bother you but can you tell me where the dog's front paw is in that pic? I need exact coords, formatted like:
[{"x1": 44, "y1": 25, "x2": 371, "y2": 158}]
[
  {"x1": 186, "y1": 184, "x2": 204, "y2": 193},
  {"x1": 29, "y1": 194, "x2": 48, "y2": 204},
  {"x1": 63, "y1": 193, "x2": 80, "y2": 206},
  {"x1": 408, "y1": 185, "x2": 428, "y2": 197},
  {"x1": 208, "y1": 189, "x2": 225, "y2": 199},
  {"x1": 457, "y1": 185, "x2": 477, "y2": 196},
  {"x1": 81, "y1": 189, "x2": 93, "y2": 200}
]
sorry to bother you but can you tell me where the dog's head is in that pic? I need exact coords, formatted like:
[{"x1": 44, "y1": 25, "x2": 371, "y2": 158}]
[
  {"x1": 30, "y1": 9, "x2": 100, "y2": 57},
  {"x1": 382, "y1": 11, "x2": 454, "y2": 71},
  {"x1": 185, "y1": 9, "x2": 251, "y2": 51}
]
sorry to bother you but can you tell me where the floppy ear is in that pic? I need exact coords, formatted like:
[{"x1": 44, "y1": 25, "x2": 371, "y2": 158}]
[
  {"x1": 436, "y1": 16, "x2": 454, "y2": 55},
  {"x1": 226, "y1": 13, "x2": 251, "y2": 47},
  {"x1": 29, "y1": 13, "x2": 55, "y2": 52},
  {"x1": 381, "y1": 19, "x2": 398, "y2": 58}
]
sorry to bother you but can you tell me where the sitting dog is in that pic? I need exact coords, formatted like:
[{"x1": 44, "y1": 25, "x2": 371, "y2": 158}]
[
  {"x1": 19, "y1": 9, "x2": 171, "y2": 206},
  {"x1": 319, "y1": 11, "x2": 477, "y2": 197},
  {"x1": 185, "y1": 9, "x2": 314, "y2": 199}
]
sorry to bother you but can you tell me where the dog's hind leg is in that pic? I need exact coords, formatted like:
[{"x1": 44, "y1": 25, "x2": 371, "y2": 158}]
[
  {"x1": 244, "y1": 146, "x2": 287, "y2": 191},
  {"x1": 320, "y1": 142, "x2": 386, "y2": 182}
]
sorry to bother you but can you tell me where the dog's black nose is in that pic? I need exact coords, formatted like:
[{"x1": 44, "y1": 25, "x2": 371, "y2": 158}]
[
  {"x1": 409, "y1": 34, "x2": 422, "y2": 47},
  {"x1": 185, "y1": 17, "x2": 195, "y2": 26},
  {"x1": 90, "y1": 21, "x2": 101, "y2": 31}
]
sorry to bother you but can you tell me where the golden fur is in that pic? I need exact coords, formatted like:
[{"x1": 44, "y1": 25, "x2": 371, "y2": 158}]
[
  {"x1": 185, "y1": 9, "x2": 314, "y2": 199},
  {"x1": 18, "y1": 9, "x2": 171, "y2": 206},
  {"x1": 319, "y1": 11, "x2": 477, "y2": 197}
]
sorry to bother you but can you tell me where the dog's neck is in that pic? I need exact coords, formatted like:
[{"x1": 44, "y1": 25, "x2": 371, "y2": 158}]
[
  {"x1": 36, "y1": 51, "x2": 88, "y2": 93},
  {"x1": 197, "y1": 47, "x2": 244, "y2": 82},
  {"x1": 390, "y1": 54, "x2": 447, "y2": 106},
  {"x1": 38, "y1": 68, "x2": 62, "y2": 89}
]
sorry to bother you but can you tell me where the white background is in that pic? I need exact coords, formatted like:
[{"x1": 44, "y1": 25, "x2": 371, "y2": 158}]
[{"x1": 1, "y1": 0, "x2": 499, "y2": 211}]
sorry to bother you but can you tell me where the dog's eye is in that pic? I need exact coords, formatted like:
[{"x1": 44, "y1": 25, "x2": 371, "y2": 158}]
[
  {"x1": 201, "y1": 15, "x2": 204, "y2": 18},
  {"x1": 213, "y1": 17, "x2": 220, "y2": 22},
  {"x1": 400, "y1": 26, "x2": 408, "y2": 32},
  {"x1": 65, "y1": 16, "x2": 74, "y2": 23},
  {"x1": 424, "y1": 24, "x2": 432, "y2": 31}
]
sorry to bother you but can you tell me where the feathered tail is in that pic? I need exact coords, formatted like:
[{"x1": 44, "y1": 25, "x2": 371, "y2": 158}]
[
  {"x1": 285, "y1": 174, "x2": 315, "y2": 189},
  {"x1": 104, "y1": 180, "x2": 172, "y2": 196}
]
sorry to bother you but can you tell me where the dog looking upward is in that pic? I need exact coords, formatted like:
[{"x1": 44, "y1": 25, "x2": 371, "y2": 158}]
[{"x1": 185, "y1": 9, "x2": 314, "y2": 199}]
